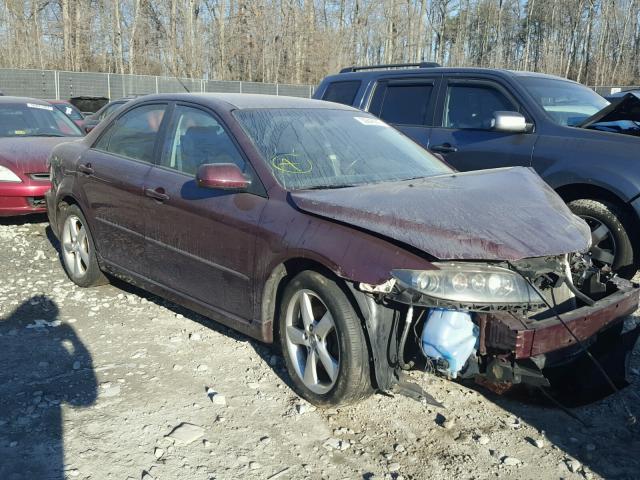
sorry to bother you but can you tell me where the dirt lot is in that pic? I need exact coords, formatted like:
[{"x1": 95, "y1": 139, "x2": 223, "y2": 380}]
[{"x1": 1, "y1": 216, "x2": 639, "y2": 480}]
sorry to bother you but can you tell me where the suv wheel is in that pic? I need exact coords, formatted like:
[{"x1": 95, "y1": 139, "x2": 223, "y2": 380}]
[
  {"x1": 279, "y1": 270, "x2": 372, "y2": 406},
  {"x1": 568, "y1": 199, "x2": 638, "y2": 279},
  {"x1": 59, "y1": 204, "x2": 107, "y2": 287}
]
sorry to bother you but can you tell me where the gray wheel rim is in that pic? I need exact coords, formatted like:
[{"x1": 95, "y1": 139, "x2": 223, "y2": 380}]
[
  {"x1": 581, "y1": 215, "x2": 616, "y2": 268},
  {"x1": 284, "y1": 289, "x2": 340, "y2": 395},
  {"x1": 61, "y1": 215, "x2": 90, "y2": 279}
]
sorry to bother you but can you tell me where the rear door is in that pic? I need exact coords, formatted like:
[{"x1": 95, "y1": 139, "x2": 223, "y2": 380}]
[
  {"x1": 367, "y1": 76, "x2": 441, "y2": 148},
  {"x1": 77, "y1": 102, "x2": 168, "y2": 273},
  {"x1": 428, "y1": 78, "x2": 536, "y2": 171},
  {"x1": 143, "y1": 103, "x2": 267, "y2": 321}
]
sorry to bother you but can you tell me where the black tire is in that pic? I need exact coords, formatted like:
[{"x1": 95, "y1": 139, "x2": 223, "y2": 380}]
[
  {"x1": 568, "y1": 199, "x2": 638, "y2": 279},
  {"x1": 278, "y1": 270, "x2": 372, "y2": 406},
  {"x1": 58, "y1": 204, "x2": 108, "y2": 287}
]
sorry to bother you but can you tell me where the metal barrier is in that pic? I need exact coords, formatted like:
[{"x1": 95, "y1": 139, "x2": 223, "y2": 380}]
[
  {"x1": 0, "y1": 68, "x2": 315, "y2": 100},
  {"x1": 590, "y1": 85, "x2": 639, "y2": 96}
]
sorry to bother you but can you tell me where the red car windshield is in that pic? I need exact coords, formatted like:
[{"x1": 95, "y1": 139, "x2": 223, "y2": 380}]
[{"x1": 0, "y1": 103, "x2": 83, "y2": 137}]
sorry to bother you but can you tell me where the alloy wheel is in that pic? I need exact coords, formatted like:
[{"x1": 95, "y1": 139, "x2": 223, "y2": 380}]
[
  {"x1": 61, "y1": 214, "x2": 90, "y2": 278},
  {"x1": 284, "y1": 289, "x2": 340, "y2": 395},
  {"x1": 581, "y1": 214, "x2": 616, "y2": 268}
]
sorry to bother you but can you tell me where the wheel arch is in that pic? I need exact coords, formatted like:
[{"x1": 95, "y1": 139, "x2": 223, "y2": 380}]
[
  {"x1": 52, "y1": 194, "x2": 81, "y2": 235},
  {"x1": 262, "y1": 257, "x2": 381, "y2": 389},
  {"x1": 555, "y1": 183, "x2": 640, "y2": 231}
]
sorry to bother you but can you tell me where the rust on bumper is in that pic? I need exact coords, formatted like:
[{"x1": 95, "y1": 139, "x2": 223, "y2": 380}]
[{"x1": 483, "y1": 288, "x2": 639, "y2": 359}]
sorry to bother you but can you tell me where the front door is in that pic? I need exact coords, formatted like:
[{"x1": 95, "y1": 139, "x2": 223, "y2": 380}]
[
  {"x1": 77, "y1": 103, "x2": 168, "y2": 272},
  {"x1": 428, "y1": 79, "x2": 536, "y2": 172},
  {"x1": 144, "y1": 103, "x2": 267, "y2": 321}
]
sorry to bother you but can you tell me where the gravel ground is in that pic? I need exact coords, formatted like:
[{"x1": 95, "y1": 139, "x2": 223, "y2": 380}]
[{"x1": 1, "y1": 216, "x2": 639, "y2": 480}]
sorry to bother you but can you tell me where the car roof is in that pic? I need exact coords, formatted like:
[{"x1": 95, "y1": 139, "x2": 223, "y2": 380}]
[
  {"x1": 322, "y1": 66, "x2": 574, "y2": 84},
  {"x1": 127, "y1": 93, "x2": 357, "y2": 111},
  {"x1": 0, "y1": 96, "x2": 53, "y2": 106}
]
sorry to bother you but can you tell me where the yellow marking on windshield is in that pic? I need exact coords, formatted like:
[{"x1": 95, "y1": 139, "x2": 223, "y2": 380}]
[{"x1": 271, "y1": 154, "x2": 312, "y2": 174}]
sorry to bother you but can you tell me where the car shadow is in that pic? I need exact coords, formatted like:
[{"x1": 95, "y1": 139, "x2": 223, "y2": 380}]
[
  {"x1": 0, "y1": 213, "x2": 48, "y2": 226},
  {"x1": 459, "y1": 361, "x2": 640, "y2": 478},
  {"x1": 0, "y1": 296, "x2": 97, "y2": 480},
  {"x1": 99, "y1": 276, "x2": 297, "y2": 391}
]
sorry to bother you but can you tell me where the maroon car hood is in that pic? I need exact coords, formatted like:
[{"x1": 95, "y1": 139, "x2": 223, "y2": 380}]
[
  {"x1": 0, "y1": 137, "x2": 74, "y2": 174},
  {"x1": 291, "y1": 167, "x2": 591, "y2": 261}
]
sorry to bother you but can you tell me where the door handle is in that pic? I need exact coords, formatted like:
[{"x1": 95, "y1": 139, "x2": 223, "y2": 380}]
[
  {"x1": 77, "y1": 163, "x2": 94, "y2": 175},
  {"x1": 144, "y1": 187, "x2": 170, "y2": 202},
  {"x1": 430, "y1": 143, "x2": 458, "y2": 154}
]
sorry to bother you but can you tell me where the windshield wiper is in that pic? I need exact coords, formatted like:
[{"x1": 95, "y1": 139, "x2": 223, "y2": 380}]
[
  {"x1": 303, "y1": 184, "x2": 358, "y2": 190},
  {"x1": 28, "y1": 133, "x2": 65, "y2": 137}
]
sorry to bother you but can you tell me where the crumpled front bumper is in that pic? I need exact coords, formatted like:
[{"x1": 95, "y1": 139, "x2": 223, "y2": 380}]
[
  {"x1": 0, "y1": 179, "x2": 50, "y2": 217},
  {"x1": 478, "y1": 287, "x2": 639, "y2": 360},
  {"x1": 471, "y1": 286, "x2": 640, "y2": 394}
]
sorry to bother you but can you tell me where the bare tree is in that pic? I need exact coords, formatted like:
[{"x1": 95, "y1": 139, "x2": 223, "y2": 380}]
[{"x1": 0, "y1": 0, "x2": 638, "y2": 86}]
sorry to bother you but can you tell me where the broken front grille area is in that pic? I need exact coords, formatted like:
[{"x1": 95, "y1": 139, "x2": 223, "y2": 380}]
[
  {"x1": 29, "y1": 172, "x2": 50, "y2": 181},
  {"x1": 27, "y1": 196, "x2": 46, "y2": 208}
]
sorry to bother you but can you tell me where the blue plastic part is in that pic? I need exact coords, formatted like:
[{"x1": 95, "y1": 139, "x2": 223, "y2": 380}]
[{"x1": 421, "y1": 308, "x2": 479, "y2": 378}]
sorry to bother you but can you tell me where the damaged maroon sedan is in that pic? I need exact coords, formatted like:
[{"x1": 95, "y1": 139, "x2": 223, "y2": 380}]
[{"x1": 46, "y1": 94, "x2": 640, "y2": 406}]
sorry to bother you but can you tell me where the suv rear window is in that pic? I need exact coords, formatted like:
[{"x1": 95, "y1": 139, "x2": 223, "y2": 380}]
[
  {"x1": 378, "y1": 84, "x2": 433, "y2": 125},
  {"x1": 322, "y1": 81, "x2": 361, "y2": 106}
]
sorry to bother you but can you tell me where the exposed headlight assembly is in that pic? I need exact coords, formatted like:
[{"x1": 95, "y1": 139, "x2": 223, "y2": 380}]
[
  {"x1": 392, "y1": 263, "x2": 541, "y2": 309},
  {"x1": 0, "y1": 165, "x2": 21, "y2": 182}
]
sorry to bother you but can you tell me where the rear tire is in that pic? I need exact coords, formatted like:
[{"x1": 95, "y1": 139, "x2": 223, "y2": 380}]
[
  {"x1": 568, "y1": 199, "x2": 638, "y2": 279},
  {"x1": 278, "y1": 270, "x2": 372, "y2": 406},
  {"x1": 58, "y1": 204, "x2": 108, "y2": 287}
]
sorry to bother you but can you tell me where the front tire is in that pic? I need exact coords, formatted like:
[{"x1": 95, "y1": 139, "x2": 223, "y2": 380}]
[
  {"x1": 568, "y1": 199, "x2": 638, "y2": 279},
  {"x1": 278, "y1": 270, "x2": 372, "y2": 406},
  {"x1": 59, "y1": 204, "x2": 107, "y2": 287}
]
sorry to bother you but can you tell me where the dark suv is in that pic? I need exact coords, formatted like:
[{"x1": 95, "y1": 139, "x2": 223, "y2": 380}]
[{"x1": 314, "y1": 64, "x2": 640, "y2": 278}]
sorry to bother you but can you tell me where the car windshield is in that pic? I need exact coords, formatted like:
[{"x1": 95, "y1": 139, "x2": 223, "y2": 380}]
[
  {"x1": 53, "y1": 103, "x2": 84, "y2": 121},
  {"x1": 98, "y1": 102, "x2": 124, "y2": 120},
  {"x1": 520, "y1": 77, "x2": 609, "y2": 127},
  {"x1": 234, "y1": 108, "x2": 452, "y2": 190},
  {"x1": 0, "y1": 103, "x2": 83, "y2": 137}
]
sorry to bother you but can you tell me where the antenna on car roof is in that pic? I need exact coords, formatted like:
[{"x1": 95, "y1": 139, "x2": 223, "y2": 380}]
[
  {"x1": 174, "y1": 76, "x2": 191, "y2": 93},
  {"x1": 339, "y1": 62, "x2": 441, "y2": 73}
]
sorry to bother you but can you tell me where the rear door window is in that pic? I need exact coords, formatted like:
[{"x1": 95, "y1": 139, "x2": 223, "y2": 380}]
[
  {"x1": 94, "y1": 104, "x2": 166, "y2": 163},
  {"x1": 322, "y1": 81, "x2": 361, "y2": 106},
  {"x1": 368, "y1": 79, "x2": 437, "y2": 126},
  {"x1": 378, "y1": 84, "x2": 433, "y2": 125}
]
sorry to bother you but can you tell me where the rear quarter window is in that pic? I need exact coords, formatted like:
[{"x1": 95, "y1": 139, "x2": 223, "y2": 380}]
[{"x1": 322, "y1": 81, "x2": 361, "y2": 106}]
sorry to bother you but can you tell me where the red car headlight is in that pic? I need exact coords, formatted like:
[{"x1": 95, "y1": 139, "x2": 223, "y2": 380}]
[{"x1": 0, "y1": 165, "x2": 22, "y2": 182}]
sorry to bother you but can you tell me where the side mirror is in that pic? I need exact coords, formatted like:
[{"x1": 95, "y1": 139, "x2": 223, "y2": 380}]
[
  {"x1": 492, "y1": 111, "x2": 528, "y2": 133},
  {"x1": 196, "y1": 163, "x2": 251, "y2": 191},
  {"x1": 84, "y1": 124, "x2": 95, "y2": 134}
]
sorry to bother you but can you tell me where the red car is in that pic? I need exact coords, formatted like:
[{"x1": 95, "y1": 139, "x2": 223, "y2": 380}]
[
  {"x1": 46, "y1": 100, "x2": 86, "y2": 130},
  {"x1": 46, "y1": 94, "x2": 639, "y2": 406},
  {"x1": 0, "y1": 97, "x2": 83, "y2": 216}
]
